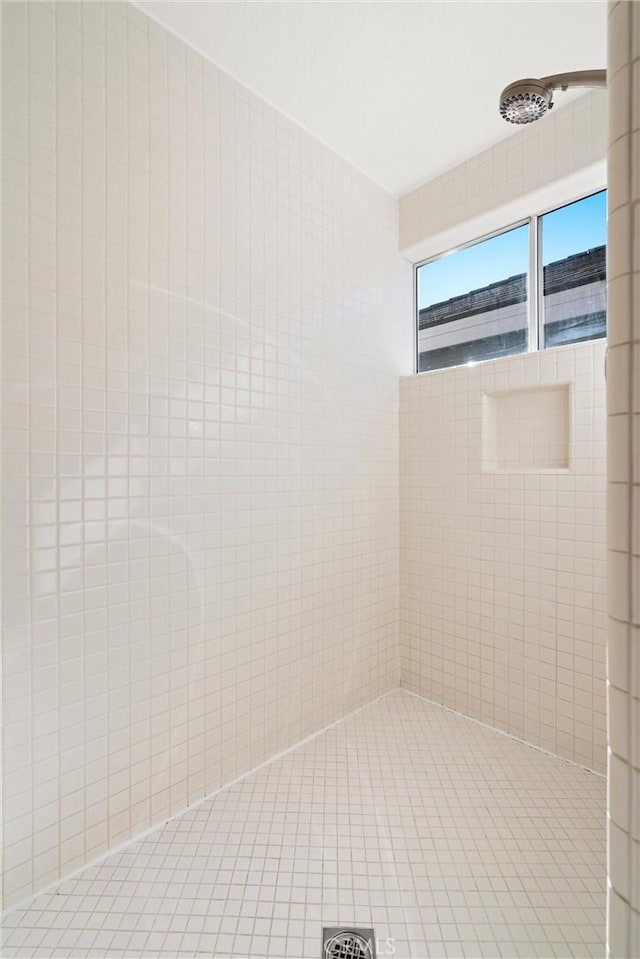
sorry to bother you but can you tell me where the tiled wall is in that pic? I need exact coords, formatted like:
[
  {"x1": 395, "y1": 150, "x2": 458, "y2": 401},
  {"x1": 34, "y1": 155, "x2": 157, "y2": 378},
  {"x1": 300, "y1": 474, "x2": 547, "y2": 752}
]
[
  {"x1": 400, "y1": 340, "x2": 608, "y2": 773},
  {"x1": 398, "y1": 82, "x2": 609, "y2": 774},
  {"x1": 606, "y1": 3, "x2": 640, "y2": 954},
  {"x1": 2, "y1": 0, "x2": 625, "y2": 927},
  {"x1": 399, "y1": 90, "x2": 607, "y2": 255},
  {"x1": 1, "y1": 1, "x2": 411, "y2": 908}
]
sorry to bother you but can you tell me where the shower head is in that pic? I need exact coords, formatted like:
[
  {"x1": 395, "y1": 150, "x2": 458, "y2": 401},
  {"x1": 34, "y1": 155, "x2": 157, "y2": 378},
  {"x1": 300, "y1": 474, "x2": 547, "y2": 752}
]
[
  {"x1": 499, "y1": 70, "x2": 606, "y2": 125},
  {"x1": 499, "y1": 79, "x2": 553, "y2": 125}
]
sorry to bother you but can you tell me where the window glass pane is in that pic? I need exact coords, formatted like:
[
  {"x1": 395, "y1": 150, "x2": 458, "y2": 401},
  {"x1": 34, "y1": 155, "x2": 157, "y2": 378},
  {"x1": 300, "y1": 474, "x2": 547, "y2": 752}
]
[
  {"x1": 541, "y1": 190, "x2": 606, "y2": 349},
  {"x1": 416, "y1": 224, "x2": 529, "y2": 373}
]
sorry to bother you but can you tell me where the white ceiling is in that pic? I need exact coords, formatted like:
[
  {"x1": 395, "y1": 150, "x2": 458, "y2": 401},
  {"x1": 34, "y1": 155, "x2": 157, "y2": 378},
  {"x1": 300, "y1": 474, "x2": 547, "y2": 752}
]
[{"x1": 136, "y1": 1, "x2": 607, "y2": 197}]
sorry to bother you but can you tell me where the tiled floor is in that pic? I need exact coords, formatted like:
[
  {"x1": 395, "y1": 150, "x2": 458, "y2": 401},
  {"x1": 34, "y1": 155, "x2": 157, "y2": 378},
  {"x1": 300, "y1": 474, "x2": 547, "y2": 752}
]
[{"x1": 3, "y1": 690, "x2": 605, "y2": 959}]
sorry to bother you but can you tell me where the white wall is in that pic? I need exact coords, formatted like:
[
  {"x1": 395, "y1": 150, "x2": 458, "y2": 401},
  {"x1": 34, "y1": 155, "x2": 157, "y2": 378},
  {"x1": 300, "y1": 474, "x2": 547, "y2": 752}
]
[
  {"x1": 605, "y1": 3, "x2": 640, "y2": 954},
  {"x1": 399, "y1": 91, "x2": 608, "y2": 774},
  {"x1": 400, "y1": 90, "x2": 607, "y2": 262},
  {"x1": 400, "y1": 341, "x2": 607, "y2": 771},
  {"x1": 1, "y1": 0, "x2": 617, "y2": 920},
  {"x1": 1, "y1": 0, "x2": 412, "y2": 908}
]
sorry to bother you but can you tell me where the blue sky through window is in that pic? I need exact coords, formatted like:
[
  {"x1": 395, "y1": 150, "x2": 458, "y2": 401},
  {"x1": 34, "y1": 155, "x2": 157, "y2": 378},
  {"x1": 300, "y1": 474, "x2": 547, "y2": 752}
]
[
  {"x1": 417, "y1": 190, "x2": 606, "y2": 311},
  {"x1": 541, "y1": 190, "x2": 606, "y2": 264}
]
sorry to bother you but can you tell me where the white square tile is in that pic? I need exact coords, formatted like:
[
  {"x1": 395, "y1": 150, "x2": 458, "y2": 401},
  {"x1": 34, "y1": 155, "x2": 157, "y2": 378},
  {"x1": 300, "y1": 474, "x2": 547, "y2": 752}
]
[
  {"x1": 1, "y1": 0, "x2": 411, "y2": 909},
  {"x1": 1, "y1": 691, "x2": 605, "y2": 959}
]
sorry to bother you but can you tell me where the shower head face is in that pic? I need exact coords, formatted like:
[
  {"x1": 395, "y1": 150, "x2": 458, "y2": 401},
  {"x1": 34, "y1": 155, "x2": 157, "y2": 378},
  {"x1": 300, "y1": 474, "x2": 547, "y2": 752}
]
[{"x1": 499, "y1": 79, "x2": 552, "y2": 124}]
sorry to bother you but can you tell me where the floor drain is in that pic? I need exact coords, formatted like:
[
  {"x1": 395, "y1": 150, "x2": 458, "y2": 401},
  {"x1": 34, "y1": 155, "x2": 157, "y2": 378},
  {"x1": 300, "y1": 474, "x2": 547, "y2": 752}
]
[{"x1": 322, "y1": 928, "x2": 376, "y2": 959}]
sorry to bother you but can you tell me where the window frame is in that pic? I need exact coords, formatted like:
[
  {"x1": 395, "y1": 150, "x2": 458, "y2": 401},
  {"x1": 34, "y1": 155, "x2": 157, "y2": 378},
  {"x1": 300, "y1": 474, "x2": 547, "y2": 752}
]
[{"x1": 413, "y1": 188, "x2": 607, "y2": 375}]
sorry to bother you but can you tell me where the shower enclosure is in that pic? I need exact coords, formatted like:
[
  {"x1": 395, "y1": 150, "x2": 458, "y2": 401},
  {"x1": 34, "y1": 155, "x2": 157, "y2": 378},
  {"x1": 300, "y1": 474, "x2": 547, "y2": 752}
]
[{"x1": 1, "y1": 1, "x2": 638, "y2": 957}]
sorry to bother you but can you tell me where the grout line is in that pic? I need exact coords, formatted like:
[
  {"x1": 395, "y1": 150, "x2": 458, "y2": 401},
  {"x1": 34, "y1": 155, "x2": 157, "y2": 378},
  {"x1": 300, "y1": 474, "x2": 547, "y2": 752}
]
[
  {"x1": 2, "y1": 685, "x2": 398, "y2": 919},
  {"x1": 399, "y1": 684, "x2": 606, "y2": 780},
  {"x1": 4, "y1": 679, "x2": 604, "y2": 919}
]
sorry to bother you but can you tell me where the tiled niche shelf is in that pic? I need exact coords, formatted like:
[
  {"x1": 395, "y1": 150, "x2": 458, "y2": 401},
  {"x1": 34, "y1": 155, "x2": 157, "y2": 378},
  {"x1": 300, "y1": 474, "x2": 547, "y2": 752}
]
[{"x1": 482, "y1": 384, "x2": 572, "y2": 473}]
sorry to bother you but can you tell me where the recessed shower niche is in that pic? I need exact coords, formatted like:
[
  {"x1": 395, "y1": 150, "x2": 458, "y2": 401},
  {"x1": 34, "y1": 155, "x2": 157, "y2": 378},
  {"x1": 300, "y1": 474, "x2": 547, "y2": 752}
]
[{"x1": 482, "y1": 383, "x2": 571, "y2": 472}]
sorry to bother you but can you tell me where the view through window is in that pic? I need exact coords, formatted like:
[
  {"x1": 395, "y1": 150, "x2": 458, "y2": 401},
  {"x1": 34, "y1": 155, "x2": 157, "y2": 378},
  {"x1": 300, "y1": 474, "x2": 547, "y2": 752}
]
[
  {"x1": 541, "y1": 191, "x2": 607, "y2": 348},
  {"x1": 416, "y1": 190, "x2": 606, "y2": 373}
]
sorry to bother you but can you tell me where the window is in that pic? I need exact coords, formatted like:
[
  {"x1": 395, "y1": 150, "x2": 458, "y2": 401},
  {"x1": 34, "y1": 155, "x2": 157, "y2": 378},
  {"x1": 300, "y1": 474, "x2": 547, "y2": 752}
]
[
  {"x1": 415, "y1": 190, "x2": 606, "y2": 373},
  {"x1": 416, "y1": 224, "x2": 529, "y2": 373},
  {"x1": 540, "y1": 192, "x2": 607, "y2": 348}
]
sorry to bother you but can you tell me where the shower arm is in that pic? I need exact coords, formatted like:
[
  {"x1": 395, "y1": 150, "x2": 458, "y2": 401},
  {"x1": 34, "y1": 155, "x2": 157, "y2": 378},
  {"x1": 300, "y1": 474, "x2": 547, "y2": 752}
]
[{"x1": 539, "y1": 70, "x2": 607, "y2": 94}]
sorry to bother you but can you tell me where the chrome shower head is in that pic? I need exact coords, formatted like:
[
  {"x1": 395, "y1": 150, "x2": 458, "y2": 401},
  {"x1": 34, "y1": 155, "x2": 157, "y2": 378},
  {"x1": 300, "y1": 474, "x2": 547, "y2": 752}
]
[
  {"x1": 498, "y1": 70, "x2": 606, "y2": 125},
  {"x1": 499, "y1": 79, "x2": 553, "y2": 125}
]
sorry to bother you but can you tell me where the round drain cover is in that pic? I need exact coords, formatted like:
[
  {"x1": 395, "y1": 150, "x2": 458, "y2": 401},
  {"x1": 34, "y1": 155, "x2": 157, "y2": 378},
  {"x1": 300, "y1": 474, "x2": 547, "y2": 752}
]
[{"x1": 324, "y1": 930, "x2": 373, "y2": 959}]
